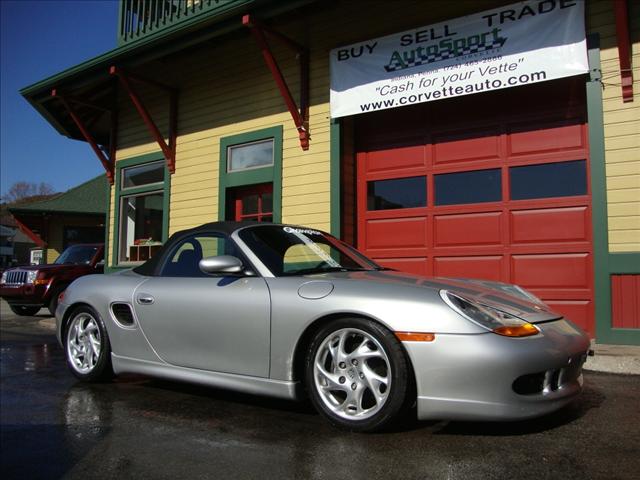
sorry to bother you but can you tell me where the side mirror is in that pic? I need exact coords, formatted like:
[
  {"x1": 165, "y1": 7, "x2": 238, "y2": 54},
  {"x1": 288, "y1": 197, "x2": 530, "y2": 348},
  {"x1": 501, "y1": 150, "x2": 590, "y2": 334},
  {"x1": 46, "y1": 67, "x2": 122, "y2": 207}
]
[{"x1": 199, "y1": 255, "x2": 244, "y2": 275}]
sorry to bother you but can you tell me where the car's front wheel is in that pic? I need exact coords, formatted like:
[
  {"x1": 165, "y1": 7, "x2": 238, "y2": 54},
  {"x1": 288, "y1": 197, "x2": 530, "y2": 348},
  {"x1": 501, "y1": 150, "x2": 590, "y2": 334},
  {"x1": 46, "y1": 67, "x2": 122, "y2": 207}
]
[
  {"x1": 305, "y1": 317, "x2": 413, "y2": 432},
  {"x1": 64, "y1": 306, "x2": 113, "y2": 382}
]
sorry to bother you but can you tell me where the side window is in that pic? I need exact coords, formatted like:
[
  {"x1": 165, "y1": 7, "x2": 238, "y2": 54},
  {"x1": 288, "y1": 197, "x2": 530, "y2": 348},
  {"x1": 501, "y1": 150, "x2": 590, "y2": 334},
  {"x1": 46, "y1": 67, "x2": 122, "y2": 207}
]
[{"x1": 160, "y1": 234, "x2": 239, "y2": 277}]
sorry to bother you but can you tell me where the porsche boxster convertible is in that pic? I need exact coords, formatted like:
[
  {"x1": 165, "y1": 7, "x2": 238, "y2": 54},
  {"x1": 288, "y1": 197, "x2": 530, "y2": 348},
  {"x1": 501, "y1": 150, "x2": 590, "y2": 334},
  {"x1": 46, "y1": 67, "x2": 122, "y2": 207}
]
[{"x1": 56, "y1": 222, "x2": 591, "y2": 431}]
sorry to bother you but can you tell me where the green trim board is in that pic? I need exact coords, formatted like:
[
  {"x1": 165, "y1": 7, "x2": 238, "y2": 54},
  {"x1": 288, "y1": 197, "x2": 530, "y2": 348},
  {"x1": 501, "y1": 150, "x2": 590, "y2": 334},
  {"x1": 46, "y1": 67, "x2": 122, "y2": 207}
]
[
  {"x1": 609, "y1": 253, "x2": 640, "y2": 274},
  {"x1": 330, "y1": 119, "x2": 341, "y2": 238},
  {"x1": 218, "y1": 126, "x2": 283, "y2": 222},
  {"x1": 111, "y1": 152, "x2": 171, "y2": 268},
  {"x1": 586, "y1": 35, "x2": 640, "y2": 346}
]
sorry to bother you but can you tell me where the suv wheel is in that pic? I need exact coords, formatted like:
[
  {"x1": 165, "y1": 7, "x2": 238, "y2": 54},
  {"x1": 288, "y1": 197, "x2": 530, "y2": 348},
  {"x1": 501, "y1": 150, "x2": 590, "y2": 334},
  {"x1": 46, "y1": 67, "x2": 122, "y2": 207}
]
[{"x1": 9, "y1": 305, "x2": 41, "y2": 316}]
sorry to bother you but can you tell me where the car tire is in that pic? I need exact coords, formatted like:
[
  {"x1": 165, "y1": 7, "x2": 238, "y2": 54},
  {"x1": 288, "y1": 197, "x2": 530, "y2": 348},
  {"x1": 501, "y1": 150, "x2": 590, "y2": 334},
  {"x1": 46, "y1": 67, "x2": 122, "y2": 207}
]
[
  {"x1": 9, "y1": 305, "x2": 41, "y2": 316},
  {"x1": 47, "y1": 285, "x2": 67, "y2": 316},
  {"x1": 304, "y1": 317, "x2": 413, "y2": 432},
  {"x1": 64, "y1": 306, "x2": 114, "y2": 382}
]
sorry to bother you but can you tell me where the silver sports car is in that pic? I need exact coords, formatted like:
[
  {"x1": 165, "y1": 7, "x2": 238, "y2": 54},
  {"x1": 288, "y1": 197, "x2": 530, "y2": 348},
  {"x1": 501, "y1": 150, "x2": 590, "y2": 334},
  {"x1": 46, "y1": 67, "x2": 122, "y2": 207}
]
[{"x1": 56, "y1": 222, "x2": 591, "y2": 431}]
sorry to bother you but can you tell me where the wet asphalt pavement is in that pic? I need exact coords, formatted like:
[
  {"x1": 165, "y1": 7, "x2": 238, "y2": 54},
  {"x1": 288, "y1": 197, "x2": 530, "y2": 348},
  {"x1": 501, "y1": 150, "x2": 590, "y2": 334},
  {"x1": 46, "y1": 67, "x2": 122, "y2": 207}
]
[{"x1": 1, "y1": 301, "x2": 639, "y2": 480}]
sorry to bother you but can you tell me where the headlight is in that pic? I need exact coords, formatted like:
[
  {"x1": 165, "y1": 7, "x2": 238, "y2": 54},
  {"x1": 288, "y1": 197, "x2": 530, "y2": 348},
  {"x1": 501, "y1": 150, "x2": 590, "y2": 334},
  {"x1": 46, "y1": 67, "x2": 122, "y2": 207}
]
[
  {"x1": 440, "y1": 290, "x2": 539, "y2": 337},
  {"x1": 1, "y1": 271, "x2": 7, "y2": 284},
  {"x1": 26, "y1": 271, "x2": 38, "y2": 284}
]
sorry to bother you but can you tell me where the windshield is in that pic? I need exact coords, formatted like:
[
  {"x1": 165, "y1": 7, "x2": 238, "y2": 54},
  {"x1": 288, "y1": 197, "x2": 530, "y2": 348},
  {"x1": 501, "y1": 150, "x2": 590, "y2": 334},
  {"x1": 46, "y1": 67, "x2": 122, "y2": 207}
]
[
  {"x1": 54, "y1": 245, "x2": 100, "y2": 265},
  {"x1": 238, "y1": 225, "x2": 379, "y2": 276}
]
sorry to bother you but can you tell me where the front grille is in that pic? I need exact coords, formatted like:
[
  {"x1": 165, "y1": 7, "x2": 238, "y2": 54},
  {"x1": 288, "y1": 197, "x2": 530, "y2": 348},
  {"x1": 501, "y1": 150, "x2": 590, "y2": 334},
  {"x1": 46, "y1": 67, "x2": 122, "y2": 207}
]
[
  {"x1": 4, "y1": 270, "x2": 28, "y2": 285},
  {"x1": 111, "y1": 303, "x2": 135, "y2": 326},
  {"x1": 513, "y1": 352, "x2": 587, "y2": 395}
]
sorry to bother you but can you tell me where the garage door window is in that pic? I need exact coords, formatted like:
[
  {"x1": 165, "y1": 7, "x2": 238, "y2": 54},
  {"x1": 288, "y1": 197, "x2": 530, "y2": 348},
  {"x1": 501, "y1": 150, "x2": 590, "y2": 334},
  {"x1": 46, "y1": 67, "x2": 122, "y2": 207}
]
[
  {"x1": 510, "y1": 160, "x2": 587, "y2": 200},
  {"x1": 435, "y1": 168, "x2": 501, "y2": 206},
  {"x1": 367, "y1": 176, "x2": 426, "y2": 210}
]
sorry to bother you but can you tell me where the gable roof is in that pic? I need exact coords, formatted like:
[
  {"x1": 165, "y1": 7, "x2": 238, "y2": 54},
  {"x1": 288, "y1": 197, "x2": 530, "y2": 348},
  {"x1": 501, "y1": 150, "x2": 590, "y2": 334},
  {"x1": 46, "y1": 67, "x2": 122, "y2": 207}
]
[{"x1": 9, "y1": 175, "x2": 108, "y2": 215}]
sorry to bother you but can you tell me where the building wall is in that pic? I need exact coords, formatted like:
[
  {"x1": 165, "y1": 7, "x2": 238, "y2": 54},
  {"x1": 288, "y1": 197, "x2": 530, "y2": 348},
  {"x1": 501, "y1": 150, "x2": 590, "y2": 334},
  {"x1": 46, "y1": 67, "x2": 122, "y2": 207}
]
[
  {"x1": 106, "y1": 0, "x2": 638, "y2": 267},
  {"x1": 587, "y1": 0, "x2": 640, "y2": 253},
  {"x1": 46, "y1": 215, "x2": 104, "y2": 263}
]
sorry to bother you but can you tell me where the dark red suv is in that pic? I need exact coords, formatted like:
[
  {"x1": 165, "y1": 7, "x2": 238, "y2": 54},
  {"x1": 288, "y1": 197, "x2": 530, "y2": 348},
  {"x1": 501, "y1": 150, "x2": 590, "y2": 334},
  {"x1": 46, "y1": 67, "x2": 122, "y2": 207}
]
[{"x1": 0, "y1": 244, "x2": 104, "y2": 316}]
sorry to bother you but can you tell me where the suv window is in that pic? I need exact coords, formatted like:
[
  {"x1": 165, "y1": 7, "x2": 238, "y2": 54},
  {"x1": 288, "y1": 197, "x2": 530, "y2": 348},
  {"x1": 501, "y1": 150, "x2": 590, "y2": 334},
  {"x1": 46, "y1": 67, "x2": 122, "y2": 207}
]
[{"x1": 160, "y1": 234, "x2": 240, "y2": 277}]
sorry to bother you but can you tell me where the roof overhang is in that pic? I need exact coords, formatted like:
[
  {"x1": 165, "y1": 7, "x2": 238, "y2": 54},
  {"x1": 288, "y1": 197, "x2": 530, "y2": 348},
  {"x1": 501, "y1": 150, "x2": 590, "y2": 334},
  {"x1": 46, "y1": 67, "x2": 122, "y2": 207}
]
[{"x1": 21, "y1": 0, "x2": 316, "y2": 142}]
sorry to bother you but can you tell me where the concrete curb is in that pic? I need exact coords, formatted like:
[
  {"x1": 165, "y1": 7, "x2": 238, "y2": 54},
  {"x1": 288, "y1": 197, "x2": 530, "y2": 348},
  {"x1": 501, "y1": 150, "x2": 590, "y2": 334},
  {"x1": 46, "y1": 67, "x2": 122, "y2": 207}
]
[{"x1": 583, "y1": 342, "x2": 640, "y2": 375}]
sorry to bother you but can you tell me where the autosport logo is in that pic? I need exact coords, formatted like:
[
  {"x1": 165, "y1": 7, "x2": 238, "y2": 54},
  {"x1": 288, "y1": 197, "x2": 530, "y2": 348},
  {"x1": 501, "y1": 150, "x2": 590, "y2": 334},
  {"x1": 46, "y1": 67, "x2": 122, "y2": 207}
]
[{"x1": 384, "y1": 27, "x2": 507, "y2": 72}]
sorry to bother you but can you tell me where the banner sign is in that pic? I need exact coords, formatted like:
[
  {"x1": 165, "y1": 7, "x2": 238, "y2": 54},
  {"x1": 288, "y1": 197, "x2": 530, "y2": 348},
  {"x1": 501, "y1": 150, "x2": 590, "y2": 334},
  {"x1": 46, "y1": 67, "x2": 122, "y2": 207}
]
[{"x1": 330, "y1": 0, "x2": 588, "y2": 118}]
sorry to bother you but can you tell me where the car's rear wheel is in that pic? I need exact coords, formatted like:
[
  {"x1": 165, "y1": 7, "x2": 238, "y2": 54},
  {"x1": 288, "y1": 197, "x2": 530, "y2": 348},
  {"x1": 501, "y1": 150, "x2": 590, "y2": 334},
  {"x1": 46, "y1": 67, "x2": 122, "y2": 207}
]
[
  {"x1": 64, "y1": 306, "x2": 113, "y2": 382},
  {"x1": 9, "y1": 305, "x2": 41, "y2": 316},
  {"x1": 305, "y1": 317, "x2": 412, "y2": 432}
]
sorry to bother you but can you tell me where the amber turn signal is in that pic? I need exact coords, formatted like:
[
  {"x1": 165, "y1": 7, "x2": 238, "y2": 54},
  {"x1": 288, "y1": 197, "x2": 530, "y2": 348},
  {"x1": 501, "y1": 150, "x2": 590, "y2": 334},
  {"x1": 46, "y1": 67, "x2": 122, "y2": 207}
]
[
  {"x1": 33, "y1": 279, "x2": 50, "y2": 286},
  {"x1": 493, "y1": 323, "x2": 539, "y2": 337},
  {"x1": 395, "y1": 332, "x2": 435, "y2": 342}
]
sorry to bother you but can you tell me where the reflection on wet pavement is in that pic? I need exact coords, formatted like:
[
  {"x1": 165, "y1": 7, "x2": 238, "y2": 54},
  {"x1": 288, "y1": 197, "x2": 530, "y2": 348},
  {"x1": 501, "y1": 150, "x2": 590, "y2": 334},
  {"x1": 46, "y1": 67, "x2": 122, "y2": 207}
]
[{"x1": 1, "y1": 312, "x2": 639, "y2": 480}]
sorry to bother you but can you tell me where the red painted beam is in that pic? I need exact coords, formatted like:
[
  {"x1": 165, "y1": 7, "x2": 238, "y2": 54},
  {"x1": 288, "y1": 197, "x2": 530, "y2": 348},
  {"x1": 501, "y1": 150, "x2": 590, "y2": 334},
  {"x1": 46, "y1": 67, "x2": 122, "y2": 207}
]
[
  {"x1": 52, "y1": 89, "x2": 115, "y2": 184},
  {"x1": 243, "y1": 14, "x2": 310, "y2": 151},
  {"x1": 13, "y1": 217, "x2": 46, "y2": 248},
  {"x1": 613, "y1": 0, "x2": 633, "y2": 102},
  {"x1": 110, "y1": 66, "x2": 176, "y2": 173}
]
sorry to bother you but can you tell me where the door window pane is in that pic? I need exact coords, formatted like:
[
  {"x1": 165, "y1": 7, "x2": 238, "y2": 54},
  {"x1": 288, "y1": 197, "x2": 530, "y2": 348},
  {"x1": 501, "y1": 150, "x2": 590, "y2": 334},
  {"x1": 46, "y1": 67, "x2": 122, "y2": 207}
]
[
  {"x1": 228, "y1": 139, "x2": 274, "y2": 172},
  {"x1": 242, "y1": 194, "x2": 259, "y2": 215},
  {"x1": 122, "y1": 161, "x2": 164, "y2": 189},
  {"x1": 367, "y1": 176, "x2": 426, "y2": 210},
  {"x1": 435, "y1": 168, "x2": 501, "y2": 205},
  {"x1": 510, "y1": 160, "x2": 587, "y2": 200},
  {"x1": 119, "y1": 192, "x2": 164, "y2": 262},
  {"x1": 161, "y1": 235, "x2": 240, "y2": 277}
]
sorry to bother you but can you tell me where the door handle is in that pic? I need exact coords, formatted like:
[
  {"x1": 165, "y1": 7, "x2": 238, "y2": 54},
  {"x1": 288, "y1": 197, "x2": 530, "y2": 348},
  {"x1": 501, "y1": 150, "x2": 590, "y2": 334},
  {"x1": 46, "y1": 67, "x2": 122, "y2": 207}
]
[{"x1": 136, "y1": 294, "x2": 154, "y2": 305}]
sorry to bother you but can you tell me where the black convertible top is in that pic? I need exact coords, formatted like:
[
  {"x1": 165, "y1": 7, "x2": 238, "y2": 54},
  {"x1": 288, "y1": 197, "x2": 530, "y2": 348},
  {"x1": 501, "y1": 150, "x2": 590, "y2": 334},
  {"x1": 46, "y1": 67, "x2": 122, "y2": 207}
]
[{"x1": 132, "y1": 221, "x2": 266, "y2": 276}]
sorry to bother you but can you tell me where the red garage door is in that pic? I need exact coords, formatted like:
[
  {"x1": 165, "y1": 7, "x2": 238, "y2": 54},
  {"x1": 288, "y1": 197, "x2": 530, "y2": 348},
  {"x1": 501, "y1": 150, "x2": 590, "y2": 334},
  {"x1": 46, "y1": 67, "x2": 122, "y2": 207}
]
[{"x1": 355, "y1": 79, "x2": 594, "y2": 335}]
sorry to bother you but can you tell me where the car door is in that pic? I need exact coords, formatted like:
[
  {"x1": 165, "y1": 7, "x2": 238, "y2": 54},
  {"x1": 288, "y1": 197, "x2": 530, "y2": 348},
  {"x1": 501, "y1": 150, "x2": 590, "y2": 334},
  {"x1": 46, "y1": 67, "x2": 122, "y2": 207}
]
[{"x1": 132, "y1": 233, "x2": 271, "y2": 377}]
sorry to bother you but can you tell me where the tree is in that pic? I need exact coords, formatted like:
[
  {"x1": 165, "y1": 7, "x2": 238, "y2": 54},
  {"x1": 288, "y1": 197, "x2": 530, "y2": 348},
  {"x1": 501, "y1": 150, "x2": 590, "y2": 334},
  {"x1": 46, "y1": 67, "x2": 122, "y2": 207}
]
[{"x1": 1, "y1": 182, "x2": 56, "y2": 204}]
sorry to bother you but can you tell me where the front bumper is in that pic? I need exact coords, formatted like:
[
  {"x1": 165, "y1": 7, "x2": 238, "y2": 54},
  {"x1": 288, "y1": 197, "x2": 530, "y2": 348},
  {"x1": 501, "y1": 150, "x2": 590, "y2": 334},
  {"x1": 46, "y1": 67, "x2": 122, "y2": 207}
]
[
  {"x1": 0, "y1": 284, "x2": 49, "y2": 306},
  {"x1": 404, "y1": 319, "x2": 591, "y2": 421}
]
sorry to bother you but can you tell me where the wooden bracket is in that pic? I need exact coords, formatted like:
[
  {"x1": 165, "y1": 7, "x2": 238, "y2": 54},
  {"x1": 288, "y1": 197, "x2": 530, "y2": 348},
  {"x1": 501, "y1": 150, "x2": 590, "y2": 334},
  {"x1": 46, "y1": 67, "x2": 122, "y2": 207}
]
[
  {"x1": 110, "y1": 66, "x2": 178, "y2": 173},
  {"x1": 243, "y1": 14, "x2": 310, "y2": 150},
  {"x1": 613, "y1": 0, "x2": 633, "y2": 102},
  {"x1": 51, "y1": 89, "x2": 116, "y2": 184}
]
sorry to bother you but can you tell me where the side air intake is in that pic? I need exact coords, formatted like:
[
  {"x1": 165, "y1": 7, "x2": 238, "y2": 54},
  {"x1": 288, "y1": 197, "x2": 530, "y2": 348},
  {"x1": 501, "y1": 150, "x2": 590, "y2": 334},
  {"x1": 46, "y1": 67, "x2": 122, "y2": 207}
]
[{"x1": 111, "y1": 303, "x2": 135, "y2": 327}]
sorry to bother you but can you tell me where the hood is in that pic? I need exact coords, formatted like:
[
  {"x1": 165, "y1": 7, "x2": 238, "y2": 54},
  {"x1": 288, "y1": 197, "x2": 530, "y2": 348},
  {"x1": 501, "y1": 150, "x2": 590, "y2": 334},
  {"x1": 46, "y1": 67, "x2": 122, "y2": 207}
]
[
  {"x1": 4, "y1": 263, "x2": 90, "y2": 273},
  {"x1": 312, "y1": 270, "x2": 562, "y2": 324}
]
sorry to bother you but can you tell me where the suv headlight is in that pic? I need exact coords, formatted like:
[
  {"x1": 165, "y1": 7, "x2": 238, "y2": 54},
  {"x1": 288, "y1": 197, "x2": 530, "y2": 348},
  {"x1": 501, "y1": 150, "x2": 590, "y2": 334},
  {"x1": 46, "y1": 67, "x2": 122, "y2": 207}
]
[
  {"x1": 26, "y1": 271, "x2": 38, "y2": 284},
  {"x1": 1, "y1": 271, "x2": 7, "y2": 284},
  {"x1": 441, "y1": 290, "x2": 539, "y2": 337}
]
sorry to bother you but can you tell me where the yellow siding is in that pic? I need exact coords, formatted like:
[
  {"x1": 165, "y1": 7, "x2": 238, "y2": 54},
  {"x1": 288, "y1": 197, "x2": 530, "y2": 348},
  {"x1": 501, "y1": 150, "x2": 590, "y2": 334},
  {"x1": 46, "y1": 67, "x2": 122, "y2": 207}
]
[{"x1": 588, "y1": 0, "x2": 640, "y2": 253}]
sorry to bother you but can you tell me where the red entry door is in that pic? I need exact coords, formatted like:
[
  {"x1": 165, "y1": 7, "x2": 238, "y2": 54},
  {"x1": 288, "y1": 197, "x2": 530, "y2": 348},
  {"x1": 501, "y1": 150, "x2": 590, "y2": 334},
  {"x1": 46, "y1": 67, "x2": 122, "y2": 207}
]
[{"x1": 232, "y1": 183, "x2": 273, "y2": 222}]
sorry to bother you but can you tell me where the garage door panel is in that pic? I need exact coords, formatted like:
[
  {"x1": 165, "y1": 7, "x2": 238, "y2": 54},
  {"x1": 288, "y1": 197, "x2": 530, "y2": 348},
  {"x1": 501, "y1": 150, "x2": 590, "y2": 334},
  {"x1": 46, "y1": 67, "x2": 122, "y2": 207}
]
[
  {"x1": 434, "y1": 212, "x2": 503, "y2": 247},
  {"x1": 544, "y1": 300, "x2": 593, "y2": 336},
  {"x1": 511, "y1": 207, "x2": 590, "y2": 244},
  {"x1": 434, "y1": 256, "x2": 503, "y2": 281},
  {"x1": 375, "y1": 258, "x2": 429, "y2": 276},
  {"x1": 365, "y1": 146, "x2": 427, "y2": 175},
  {"x1": 355, "y1": 81, "x2": 593, "y2": 335},
  {"x1": 365, "y1": 217, "x2": 428, "y2": 251},
  {"x1": 508, "y1": 118, "x2": 585, "y2": 156},
  {"x1": 511, "y1": 253, "x2": 590, "y2": 289},
  {"x1": 433, "y1": 127, "x2": 501, "y2": 165}
]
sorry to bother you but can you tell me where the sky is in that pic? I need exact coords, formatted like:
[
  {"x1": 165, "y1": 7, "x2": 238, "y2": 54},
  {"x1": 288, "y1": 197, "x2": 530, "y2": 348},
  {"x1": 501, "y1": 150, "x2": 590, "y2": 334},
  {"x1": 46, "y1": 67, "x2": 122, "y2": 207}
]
[{"x1": 0, "y1": 0, "x2": 119, "y2": 197}]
